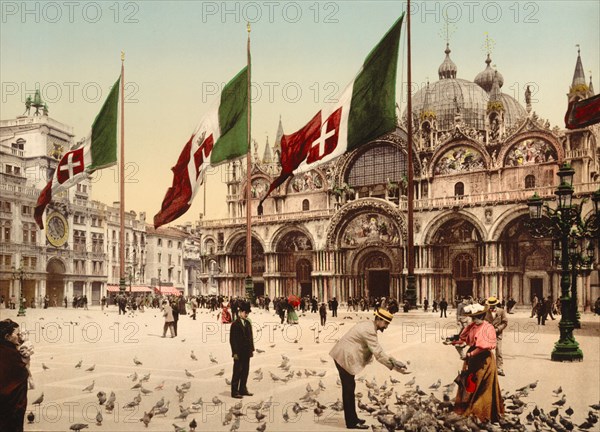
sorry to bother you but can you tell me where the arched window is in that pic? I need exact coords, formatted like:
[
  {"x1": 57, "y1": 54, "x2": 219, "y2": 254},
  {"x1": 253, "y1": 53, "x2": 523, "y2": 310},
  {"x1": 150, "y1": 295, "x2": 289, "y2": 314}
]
[
  {"x1": 347, "y1": 145, "x2": 407, "y2": 189},
  {"x1": 454, "y1": 182, "x2": 464, "y2": 197},
  {"x1": 525, "y1": 175, "x2": 536, "y2": 189},
  {"x1": 302, "y1": 199, "x2": 310, "y2": 211}
]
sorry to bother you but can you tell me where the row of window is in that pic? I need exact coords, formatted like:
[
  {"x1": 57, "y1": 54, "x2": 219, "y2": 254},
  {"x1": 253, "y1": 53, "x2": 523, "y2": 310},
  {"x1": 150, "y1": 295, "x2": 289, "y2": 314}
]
[
  {"x1": 4, "y1": 164, "x2": 22, "y2": 176},
  {"x1": 157, "y1": 238, "x2": 183, "y2": 249},
  {"x1": 156, "y1": 252, "x2": 181, "y2": 266}
]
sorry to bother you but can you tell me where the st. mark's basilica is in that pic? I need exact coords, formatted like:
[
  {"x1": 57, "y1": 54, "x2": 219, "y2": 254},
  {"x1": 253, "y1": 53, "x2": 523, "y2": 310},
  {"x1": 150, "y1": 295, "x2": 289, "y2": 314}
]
[{"x1": 1, "y1": 43, "x2": 598, "y2": 310}]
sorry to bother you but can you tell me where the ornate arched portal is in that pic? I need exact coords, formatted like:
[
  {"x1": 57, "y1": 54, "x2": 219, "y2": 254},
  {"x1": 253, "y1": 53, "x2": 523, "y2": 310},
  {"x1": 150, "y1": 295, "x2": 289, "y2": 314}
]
[
  {"x1": 358, "y1": 250, "x2": 392, "y2": 299},
  {"x1": 275, "y1": 230, "x2": 314, "y2": 297}
]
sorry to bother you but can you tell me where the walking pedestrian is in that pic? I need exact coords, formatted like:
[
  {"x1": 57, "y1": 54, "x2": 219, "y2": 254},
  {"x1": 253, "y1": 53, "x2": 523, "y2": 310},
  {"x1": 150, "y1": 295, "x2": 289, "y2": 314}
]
[
  {"x1": 530, "y1": 295, "x2": 539, "y2": 318},
  {"x1": 229, "y1": 302, "x2": 254, "y2": 399},
  {"x1": 483, "y1": 297, "x2": 507, "y2": 376},
  {"x1": 161, "y1": 301, "x2": 175, "y2": 338},
  {"x1": 329, "y1": 308, "x2": 405, "y2": 430}
]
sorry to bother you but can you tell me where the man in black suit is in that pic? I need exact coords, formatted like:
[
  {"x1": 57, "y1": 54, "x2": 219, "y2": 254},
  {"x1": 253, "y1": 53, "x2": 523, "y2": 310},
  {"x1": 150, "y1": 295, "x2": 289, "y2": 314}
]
[{"x1": 229, "y1": 301, "x2": 254, "y2": 399}]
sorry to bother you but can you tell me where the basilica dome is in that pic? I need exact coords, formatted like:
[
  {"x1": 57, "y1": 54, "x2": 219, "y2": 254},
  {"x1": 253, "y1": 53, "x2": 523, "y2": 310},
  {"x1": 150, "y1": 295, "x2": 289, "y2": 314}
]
[{"x1": 404, "y1": 45, "x2": 527, "y2": 132}]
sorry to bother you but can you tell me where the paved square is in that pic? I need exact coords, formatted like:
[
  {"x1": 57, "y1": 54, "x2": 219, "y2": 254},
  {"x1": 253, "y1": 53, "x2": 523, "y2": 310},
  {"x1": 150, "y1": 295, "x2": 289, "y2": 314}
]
[{"x1": 2, "y1": 305, "x2": 598, "y2": 431}]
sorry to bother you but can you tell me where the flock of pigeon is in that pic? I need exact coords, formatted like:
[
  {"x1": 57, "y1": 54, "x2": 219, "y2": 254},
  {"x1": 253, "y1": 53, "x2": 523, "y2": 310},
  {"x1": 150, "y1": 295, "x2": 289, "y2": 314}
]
[{"x1": 20, "y1": 311, "x2": 600, "y2": 431}]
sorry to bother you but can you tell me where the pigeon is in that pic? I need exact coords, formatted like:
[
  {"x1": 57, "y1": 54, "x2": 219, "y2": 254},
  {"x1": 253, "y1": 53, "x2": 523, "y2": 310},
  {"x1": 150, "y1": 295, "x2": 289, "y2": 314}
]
[
  {"x1": 590, "y1": 404, "x2": 600, "y2": 411},
  {"x1": 256, "y1": 422, "x2": 267, "y2": 432},
  {"x1": 225, "y1": 378, "x2": 232, "y2": 385},
  {"x1": 256, "y1": 410, "x2": 266, "y2": 421},
  {"x1": 189, "y1": 418, "x2": 197, "y2": 431},
  {"x1": 97, "y1": 391, "x2": 107, "y2": 405},
  {"x1": 209, "y1": 353, "x2": 218, "y2": 364},
  {"x1": 552, "y1": 386, "x2": 563, "y2": 396},
  {"x1": 129, "y1": 371, "x2": 138, "y2": 381},
  {"x1": 172, "y1": 424, "x2": 186, "y2": 432},
  {"x1": 429, "y1": 379, "x2": 441, "y2": 390},
  {"x1": 155, "y1": 381, "x2": 165, "y2": 390},
  {"x1": 140, "y1": 411, "x2": 154, "y2": 427},
  {"x1": 215, "y1": 369, "x2": 225, "y2": 376},
  {"x1": 154, "y1": 401, "x2": 170, "y2": 416},
  {"x1": 212, "y1": 396, "x2": 223, "y2": 405},
  {"x1": 191, "y1": 351, "x2": 198, "y2": 361},
  {"x1": 75, "y1": 360, "x2": 82, "y2": 368},
  {"x1": 565, "y1": 406, "x2": 574, "y2": 417},
  {"x1": 42, "y1": 363, "x2": 49, "y2": 370},
  {"x1": 282, "y1": 409, "x2": 290, "y2": 422},
  {"x1": 153, "y1": 397, "x2": 165, "y2": 410},
  {"x1": 140, "y1": 387, "x2": 153, "y2": 395},
  {"x1": 405, "y1": 377, "x2": 416, "y2": 386},
  {"x1": 185, "y1": 369, "x2": 195, "y2": 378},
  {"x1": 32, "y1": 393, "x2": 44, "y2": 405},
  {"x1": 95, "y1": 410, "x2": 103, "y2": 426},
  {"x1": 82, "y1": 381, "x2": 95, "y2": 392},
  {"x1": 69, "y1": 424, "x2": 89, "y2": 431},
  {"x1": 256, "y1": 349, "x2": 265, "y2": 353},
  {"x1": 134, "y1": 356, "x2": 143, "y2": 366},
  {"x1": 553, "y1": 395, "x2": 567, "y2": 407},
  {"x1": 131, "y1": 382, "x2": 142, "y2": 389},
  {"x1": 27, "y1": 411, "x2": 35, "y2": 423},
  {"x1": 85, "y1": 364, "x2": 95, "y2": 372}
]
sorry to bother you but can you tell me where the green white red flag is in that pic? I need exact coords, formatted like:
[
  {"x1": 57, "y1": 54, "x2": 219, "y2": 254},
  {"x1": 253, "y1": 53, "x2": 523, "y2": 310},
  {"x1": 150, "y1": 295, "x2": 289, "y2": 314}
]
[
  {"x1": 153, "y1": 66, "x2": 248, "y2": 228},
  {"x1": 259, "y1": 14, "x2": 404, "y2": 210},
  {"x1": 34, "y1": 77, "x2": 120, "y2": 229}
]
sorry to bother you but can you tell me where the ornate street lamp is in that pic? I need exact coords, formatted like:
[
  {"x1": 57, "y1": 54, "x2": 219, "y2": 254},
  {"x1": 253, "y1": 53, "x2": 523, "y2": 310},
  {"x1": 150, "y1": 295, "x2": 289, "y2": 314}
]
[
  {"x1": 11, "y1": 259, "x2": 28, "y2": 317},
  {"x1": 526, "y1": 162, "x2": 583, "y2": 362}
]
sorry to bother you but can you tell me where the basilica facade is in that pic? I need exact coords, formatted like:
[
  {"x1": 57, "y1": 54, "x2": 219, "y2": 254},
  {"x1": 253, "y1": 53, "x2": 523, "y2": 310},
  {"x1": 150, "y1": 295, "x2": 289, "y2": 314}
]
[{"x1": 195, "y1": 45, "x2": 599, "y2": 309}]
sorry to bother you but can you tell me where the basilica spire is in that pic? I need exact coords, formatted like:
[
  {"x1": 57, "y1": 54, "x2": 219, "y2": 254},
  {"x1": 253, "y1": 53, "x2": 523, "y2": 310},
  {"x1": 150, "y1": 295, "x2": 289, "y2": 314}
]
[
  {"x1": 438, "y1": 43, "x2": 457, "y2": 79},
  {"x1": 569, "y1": 45, "x2": 592, "y2": 101}
]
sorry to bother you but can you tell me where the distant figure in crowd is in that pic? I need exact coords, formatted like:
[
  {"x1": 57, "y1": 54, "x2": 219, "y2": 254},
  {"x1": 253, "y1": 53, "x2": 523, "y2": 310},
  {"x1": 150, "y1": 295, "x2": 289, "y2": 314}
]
[
  {"x1": 319, "y1": 302, "x2": 327, "y2": 326},
  {"x1": 101, "y1": 296, "x2": 106, "y2": 311},
  {"x1": 439, "y1": 298, "x2": 448, "y2": 318},
  {"x1": 0, "y1": 319, "x2": 30, "y2": 432},
  {"x1": 286, "y1": 302, "x2": 299, "y2": 324},
  {"x1": 594, "y1": 297, "x2": 600, "y2": 316},
  {"x1": 171, "y1": 300, "x2": 180, "y2": 336},
  {"x1": 330, "y1": 308, "x2": 405, "y2": 430},
  {"x1": 229, "y1": 302, "x2": 254, "y2": 399},
  {"x1": 484, "y1": 297, "x2": 508, "y2": 376},
  {"x1": 456, "y1": 297, "x2": 470, "y2": 331},
  {"x1": 506, "y1": 297, "x2": 516, "y2": 314},
  {"x1": 530, "y1": 295, "x2": 539, "y2": 318},
  {"x1": 331, "y1": 297, "x2": 339, "y2": 317},
  {"x1": 423, "y1": 298, "x2": 429, "y2": 312},
  {"x1": 452, "y1": 303, "x2": 504, "y2": 423},
  {"x1": 190, "y1": 297, "x2": 198, "y2": 320},
  {"x1": 161, "y1": 300, "x2": 175, "y2": 338}
]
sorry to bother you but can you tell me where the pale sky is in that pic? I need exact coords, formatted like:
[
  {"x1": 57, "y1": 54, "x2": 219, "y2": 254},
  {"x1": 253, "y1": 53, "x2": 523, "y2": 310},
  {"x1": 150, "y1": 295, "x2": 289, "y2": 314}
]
[{"x1": 2, "y1": 1, "x2": 598, "y2": 225}]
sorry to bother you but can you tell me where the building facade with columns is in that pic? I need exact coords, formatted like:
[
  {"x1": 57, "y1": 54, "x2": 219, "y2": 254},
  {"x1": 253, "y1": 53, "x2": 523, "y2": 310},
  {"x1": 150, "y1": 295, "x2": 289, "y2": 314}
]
[{"x1": 194, "y1": 46, "x2": 599, "y2": 309}]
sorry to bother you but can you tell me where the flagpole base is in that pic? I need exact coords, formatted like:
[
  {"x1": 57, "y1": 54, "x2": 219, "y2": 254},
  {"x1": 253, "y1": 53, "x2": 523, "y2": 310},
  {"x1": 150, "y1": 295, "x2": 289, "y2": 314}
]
[{"x1": 245, "y1": 276, "x2": 254, "y2": 304}]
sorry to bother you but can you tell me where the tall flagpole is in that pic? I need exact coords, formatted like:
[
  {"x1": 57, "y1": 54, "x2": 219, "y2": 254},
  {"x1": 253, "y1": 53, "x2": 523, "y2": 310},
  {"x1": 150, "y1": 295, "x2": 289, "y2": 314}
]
[
  {"x1": 119, "y1": 51, "x2": 127, "y2": 292},
  {"x1": 245, "y1": 22, "x2": 254, "y2": 301},
  {"x1": 405, "y1": 1, "x2": 417, "y2": 307}
]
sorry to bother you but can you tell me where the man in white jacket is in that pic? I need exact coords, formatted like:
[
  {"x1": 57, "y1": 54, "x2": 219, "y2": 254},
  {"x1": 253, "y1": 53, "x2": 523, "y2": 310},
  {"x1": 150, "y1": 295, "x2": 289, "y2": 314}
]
[{"x1": 329, "y1": 308, "x2": 403, "y2": 429}]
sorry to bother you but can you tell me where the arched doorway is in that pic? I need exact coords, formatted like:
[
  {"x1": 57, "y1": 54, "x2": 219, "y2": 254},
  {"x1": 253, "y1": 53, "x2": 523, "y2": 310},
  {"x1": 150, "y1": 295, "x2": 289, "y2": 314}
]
[
  {"x1": 46, "y1": 258, "x2": 66, "y2": 306},
  {"x1": 275, "y1": 231, "x2": 314, "y2": 297},
  {"x1": 360, "y1": 251, "x2": 392, "y2": 299},
  {"x1": 296, "y1": 259, "x2": 312, "y2": 297},
  {"x1": 453, "y1": 253, "x2": 474, "y2": 298}
]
